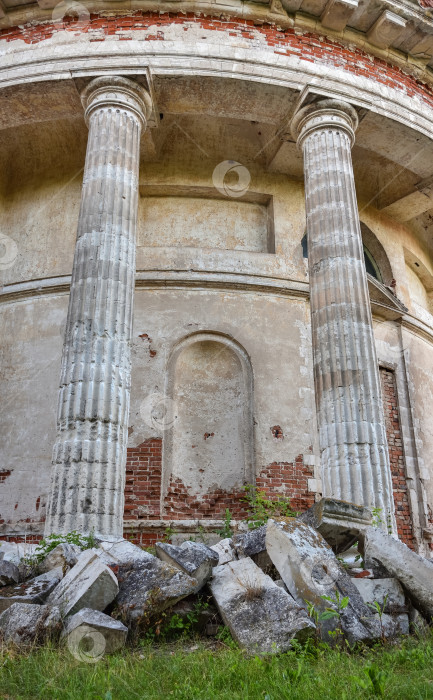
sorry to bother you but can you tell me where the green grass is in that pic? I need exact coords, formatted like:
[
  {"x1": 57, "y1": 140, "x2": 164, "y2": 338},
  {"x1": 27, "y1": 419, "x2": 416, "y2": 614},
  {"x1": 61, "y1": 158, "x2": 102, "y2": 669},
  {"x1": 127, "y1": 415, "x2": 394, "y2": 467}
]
[{"x1": 1, "y1": 633, "x2": 433, "y2": 700}]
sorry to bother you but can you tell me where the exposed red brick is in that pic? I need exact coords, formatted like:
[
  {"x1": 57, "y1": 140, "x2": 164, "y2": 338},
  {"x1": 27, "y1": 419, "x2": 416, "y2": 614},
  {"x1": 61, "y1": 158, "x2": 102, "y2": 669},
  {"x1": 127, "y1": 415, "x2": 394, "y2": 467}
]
[
  {"x1": 164, "y1": 477, "x2": 248, "y2": 519},
  {"x1": 380, "y1": 367, "x2": 416, "y2": 549},
  {"x1": 256, "y1": 454, "x2": 315, "y2": 513},
  {"x1": 0, "y1": 13, "x2": 433, "y2": 113},
  {"x1": 124, "y1": 438, "x2": 162, "y2": 520}
]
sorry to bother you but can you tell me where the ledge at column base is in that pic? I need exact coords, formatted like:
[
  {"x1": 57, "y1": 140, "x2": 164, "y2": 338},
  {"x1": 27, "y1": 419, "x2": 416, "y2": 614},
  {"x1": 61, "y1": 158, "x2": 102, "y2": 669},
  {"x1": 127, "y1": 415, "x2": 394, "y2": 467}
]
[{"x1": 298, "y1": 498, "x2": 373, "y2": 553}]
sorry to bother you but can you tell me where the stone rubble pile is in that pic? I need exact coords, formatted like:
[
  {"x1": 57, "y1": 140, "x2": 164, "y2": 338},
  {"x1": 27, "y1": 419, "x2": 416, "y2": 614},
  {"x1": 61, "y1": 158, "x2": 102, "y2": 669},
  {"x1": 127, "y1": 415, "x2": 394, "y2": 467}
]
[{"x1": 0, "y1": 498, "x2": 432, "y2": 655}]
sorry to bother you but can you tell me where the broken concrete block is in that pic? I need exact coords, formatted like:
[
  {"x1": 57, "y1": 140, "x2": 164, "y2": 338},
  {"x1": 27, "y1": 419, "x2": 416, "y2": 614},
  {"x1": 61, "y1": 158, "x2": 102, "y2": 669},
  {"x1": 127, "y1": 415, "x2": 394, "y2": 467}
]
[
  {"x1": 266, "y1": 519, "x2": 380, "y2": 645},
  {"x1": 233, "y1": 526, "x2": 275, "y2": 574},
  {"x1": 298, "y1": 498, "x2": 373, "y2": 553},
  {"x1": 0, "y1": 542, "x2": 37, "y2": 566},
  {"x1": 0, "y1": 568, "x2": 62, "y2": 613},
  {"x1": 0, "y1": 560, "x2": 20, "y2": 587},
  {"x1": 38, "y1": 543, "x2": 80, "y2": 575},
  {"x1": 62, "y1": 608, "x2": 128, "y2": 656},
  {"x1": 156, "y1": 541, "x2": 219, "y2": 589},
  {"x1": 210, "y1": 557, "x2": 315, "y2": 653},
  {"x1": 98, "y1": 540, "x2": 155, "y2": 567},
  {"x1": 0, "y1": 603, "x2": 61, "y2": 646},
  {"x1": 47, "y1": 550, "x2": 118, "y2": 617},
  {"x1": 233, "y1": 526, "x2": 267, "y2": 558},
  {"x1": 115, "y1": 556, "x2": 199, "y2": 624},
  {"x1": 210, "y1": 538, "x2": 236, "y2": 566},
  {"x1": 351, "y1": 577, "x2": 409, "y2": 638},
  {"x1": 363, "y1": 526, "x2": 433, "y2": 620}
]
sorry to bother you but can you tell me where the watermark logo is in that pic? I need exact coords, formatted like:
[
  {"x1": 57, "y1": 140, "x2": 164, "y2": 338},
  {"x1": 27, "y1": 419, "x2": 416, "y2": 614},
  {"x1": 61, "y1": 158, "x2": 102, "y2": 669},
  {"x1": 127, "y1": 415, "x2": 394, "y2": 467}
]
[
  {"x1": 0, "y1": 233, "x2": 18, "y2": 271},
  {"x1": 52, "y1": 0, "x2": 90, "y2": 28},
  {"x1": 299, "y1": 552, "x2": 340, "y2": 595},
  {"x1": 140, "y1": 392, "x2": 177, "y2": 432},
  {"x1": 67, "y1": 625, "x2": 106, "y2": 663},
  {"x1": 212, "y1": 160, "x2": 251, "y2": 198}
]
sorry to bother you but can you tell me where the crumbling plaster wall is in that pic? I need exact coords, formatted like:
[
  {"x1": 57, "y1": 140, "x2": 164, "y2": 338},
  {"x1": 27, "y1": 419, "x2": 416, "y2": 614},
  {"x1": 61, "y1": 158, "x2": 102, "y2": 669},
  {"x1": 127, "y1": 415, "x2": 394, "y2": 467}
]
[
  {"x1": 0, "y1": 81, "x2": 433, "y2": 537},
  {"x1": 0, "y1": 295, "x2": 68, "y2": 531}
]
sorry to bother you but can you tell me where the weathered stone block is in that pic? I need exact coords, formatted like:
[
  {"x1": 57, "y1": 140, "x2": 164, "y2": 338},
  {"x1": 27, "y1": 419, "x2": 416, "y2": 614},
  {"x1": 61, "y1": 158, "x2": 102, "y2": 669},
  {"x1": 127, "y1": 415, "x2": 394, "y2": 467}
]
[
  {"x1": 0, "y1": 542, "x2": 37, "y2": 566},
  {"x1": 0, "y1": 568, "x2": 62, "y2": 613},
  {"x1": 156, "y1": 541, "x2": 218, "y2": 589},
  {"x1": 115, "y1": 556, "x2": 199, "y2": 624},
  {"x1": 266, "y1": 519, "x2": 380, "y2": 644},
  {"x1": 98, "y1": 540, "x2": 152, "y2": 567},
  {"x1": 62, "y1": 608, "x2": 128, "y2": 655},
  {"x1": 210, "y1": 557, "x2": 315, "y2": 653},
  {"x1": 0, "y1": 603, "x2": 61, "y2": 647},
  {"x1": 47, "y1": 550, "x2": 119, "y2": 617},
  {"x1": 0, "y1": 560, "x2": 20, "y2": 587},
  {"x1": 298, "y1": 498, "x2": 373, "y2": 553},
  {"x1": 352, "y1": 577, "x2": 409, "y2": 637},
  {"x1": 363, "y1": 526, "x2": 433, "y2": 620},
  {"x1": 38, "y1": 543, "x2": 80, "y2": 574},
  {"x1": 233, "y1": 526, "x2": 267, "y2": 558},
  {"x1": 210, "y1": 538, "x2": 236, "y2": 566}
]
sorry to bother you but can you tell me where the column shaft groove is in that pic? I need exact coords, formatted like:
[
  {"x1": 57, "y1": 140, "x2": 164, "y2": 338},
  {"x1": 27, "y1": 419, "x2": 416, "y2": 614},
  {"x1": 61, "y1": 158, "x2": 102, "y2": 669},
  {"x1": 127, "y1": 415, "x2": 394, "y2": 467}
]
[
  {"x1": 45, "y1": 77, "x2": 150, "y2": 538},
  {"x1": 293, "y1": 99, "x2": 395, "y2": 528}
]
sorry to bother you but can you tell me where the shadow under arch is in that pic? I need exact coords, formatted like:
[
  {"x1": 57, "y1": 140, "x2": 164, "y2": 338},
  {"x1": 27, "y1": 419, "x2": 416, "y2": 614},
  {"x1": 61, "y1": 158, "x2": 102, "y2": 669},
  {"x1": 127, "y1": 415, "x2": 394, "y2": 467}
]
[
  {"x1": 360, "y1": 222, "x2": 394, "y2": 285},
  {"x1": 301, "y1": 223, "x2": 394, "y2": 285},
  {"x1": 161, "y1": 331, "x2": 254, "y2": 517}
]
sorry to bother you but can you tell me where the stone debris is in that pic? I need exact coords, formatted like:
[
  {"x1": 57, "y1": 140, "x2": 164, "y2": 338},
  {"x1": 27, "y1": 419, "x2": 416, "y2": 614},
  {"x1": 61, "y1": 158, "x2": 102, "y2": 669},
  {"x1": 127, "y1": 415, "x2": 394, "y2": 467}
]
[
  {"x1": 61, "y1": 608, "x2": 128, "y2": 654},
  {"x1": 38, "y1": 543, "x2": 80, "y2": 575},
  {"x1": 47, "y1": 549, "x2": 119, "y2": 617},
  {"x1": 210, "y1": 538, "x2": 236, "y2": 566},
  {"x1": 115, "y1": 554, "x2": 199, "y2": 624},
  {"x1": 0, "y1": 504, "x2": 428, "y2": 655},
  {"x1": 352, "y1": 577, "x2": 409, "y2": 637},
  {"x1": 0, "y1": 603, "x2": 61, "y2": 647},
  {"x1": 98, "y1": 540, "x2": 152, "y2": 567},
  {"x1": 233, "y1": 526, "x2": 267, "y2": 558},
  {"x1": 210, "y1": 557, "x2": 315, "y2": 653},
  {"x1": 233, "y1": 526, "x2": 275, "y2": 573},
  {"x1": 0, "y1": 560, "x2": 20, "y2": 587},
  {"x1": 0, "y1": 542, "x2": 37, "y2": 567},
  {"x1": 266, "y1": 519, "x2": 381, "y2": 644},
  {"x1": 298, "y1": 499, "x2": 373, "y2": 553},
  {"x1": 156, "y1": 541, "x2": 219, "y2": 589},
  {"x1": 363, "y1": 526, "x2": 433, "y2": 619},
  {"x1": 0, "y1": 568, "x2": 63, "y2": 613}
]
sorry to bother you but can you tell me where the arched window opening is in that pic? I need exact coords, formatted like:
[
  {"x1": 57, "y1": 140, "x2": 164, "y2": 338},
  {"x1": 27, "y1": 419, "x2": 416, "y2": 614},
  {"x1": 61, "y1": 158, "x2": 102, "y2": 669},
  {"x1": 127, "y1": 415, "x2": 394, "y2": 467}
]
[
  {"x1": 301, "y1": 229, "x2": 388, "y2": 284},
  {"x1": 364, "y1": 246, "x2": 382, "y2": 282}
]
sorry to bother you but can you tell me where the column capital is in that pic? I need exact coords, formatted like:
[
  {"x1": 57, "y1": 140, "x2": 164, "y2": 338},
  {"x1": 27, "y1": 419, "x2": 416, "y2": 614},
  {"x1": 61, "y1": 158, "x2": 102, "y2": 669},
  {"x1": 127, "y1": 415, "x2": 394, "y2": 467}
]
[
  {"x1": 81, "y1": 76, "x2": 152, "y2": 130},
  {"x1": 291, "y1": 98, "x2": 359, "y2": 150}
]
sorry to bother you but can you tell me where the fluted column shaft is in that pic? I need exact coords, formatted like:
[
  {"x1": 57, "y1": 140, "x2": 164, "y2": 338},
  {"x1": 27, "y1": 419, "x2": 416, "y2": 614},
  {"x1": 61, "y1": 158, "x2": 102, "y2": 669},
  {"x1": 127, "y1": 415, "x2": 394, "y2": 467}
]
[
  {"x1": 45, "y1": 77, "x2": 151, "y2": 539},
  {"x1": 293, "y1": 99, "x2": 395, "y2": 528}
]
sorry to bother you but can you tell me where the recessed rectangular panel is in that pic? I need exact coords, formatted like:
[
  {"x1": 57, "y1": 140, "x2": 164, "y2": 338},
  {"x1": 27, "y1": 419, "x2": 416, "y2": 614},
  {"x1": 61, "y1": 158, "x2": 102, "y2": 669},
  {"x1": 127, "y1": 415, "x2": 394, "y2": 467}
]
[{"x1": 138, "y1": 195, "x2": 272, "y2": 252}]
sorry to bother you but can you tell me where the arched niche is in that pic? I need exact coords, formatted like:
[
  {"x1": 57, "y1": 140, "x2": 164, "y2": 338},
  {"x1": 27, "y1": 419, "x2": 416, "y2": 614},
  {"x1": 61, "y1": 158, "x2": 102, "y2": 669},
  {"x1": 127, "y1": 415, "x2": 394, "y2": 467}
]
[{"x1": 161, "y1": 332, "x2": 254, "y2": 514}]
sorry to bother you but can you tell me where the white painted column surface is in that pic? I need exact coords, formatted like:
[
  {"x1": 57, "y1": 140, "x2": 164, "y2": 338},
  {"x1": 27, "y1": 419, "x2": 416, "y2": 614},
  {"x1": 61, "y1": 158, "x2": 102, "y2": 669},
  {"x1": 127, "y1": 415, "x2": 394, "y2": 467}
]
[
  {"x1": 45, "y1": 76, "x2": 151, "y2": 539},
  {"x1": 292, "y1": 98, "x2": 396, "y2": 529}
]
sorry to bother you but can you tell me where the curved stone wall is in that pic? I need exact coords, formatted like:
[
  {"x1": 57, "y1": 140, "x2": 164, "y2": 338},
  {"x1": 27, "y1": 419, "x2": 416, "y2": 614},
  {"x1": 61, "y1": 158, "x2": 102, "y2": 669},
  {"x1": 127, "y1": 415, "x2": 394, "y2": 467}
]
[{"x1": 0, "y1": 8, "x2": 433, "y2": 553}]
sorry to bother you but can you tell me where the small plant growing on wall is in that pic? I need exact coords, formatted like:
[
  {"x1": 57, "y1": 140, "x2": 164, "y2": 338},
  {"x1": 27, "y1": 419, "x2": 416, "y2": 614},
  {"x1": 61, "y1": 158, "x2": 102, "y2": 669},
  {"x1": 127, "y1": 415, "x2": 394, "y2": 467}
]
[{"x1": 242, "y1": 485, "x2": 298, "y2": 529}]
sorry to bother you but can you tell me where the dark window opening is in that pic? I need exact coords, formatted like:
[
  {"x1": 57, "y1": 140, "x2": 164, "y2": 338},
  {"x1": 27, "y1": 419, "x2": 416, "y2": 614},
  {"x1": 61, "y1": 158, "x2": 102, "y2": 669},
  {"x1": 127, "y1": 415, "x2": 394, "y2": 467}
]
[{"x1": 301, "y1": 233, "x2": 382, "y2": 282}]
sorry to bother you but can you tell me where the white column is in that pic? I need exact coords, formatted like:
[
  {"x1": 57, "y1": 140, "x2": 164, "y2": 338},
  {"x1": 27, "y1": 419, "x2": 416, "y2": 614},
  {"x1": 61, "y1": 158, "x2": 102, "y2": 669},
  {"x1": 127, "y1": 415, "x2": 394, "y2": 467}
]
[
  {"x1": 45, "y1": 76, "x2": 151, "y2": 539},
  {"x1": 292, "y1": 98, "x2": 396, "y2": 528}
]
